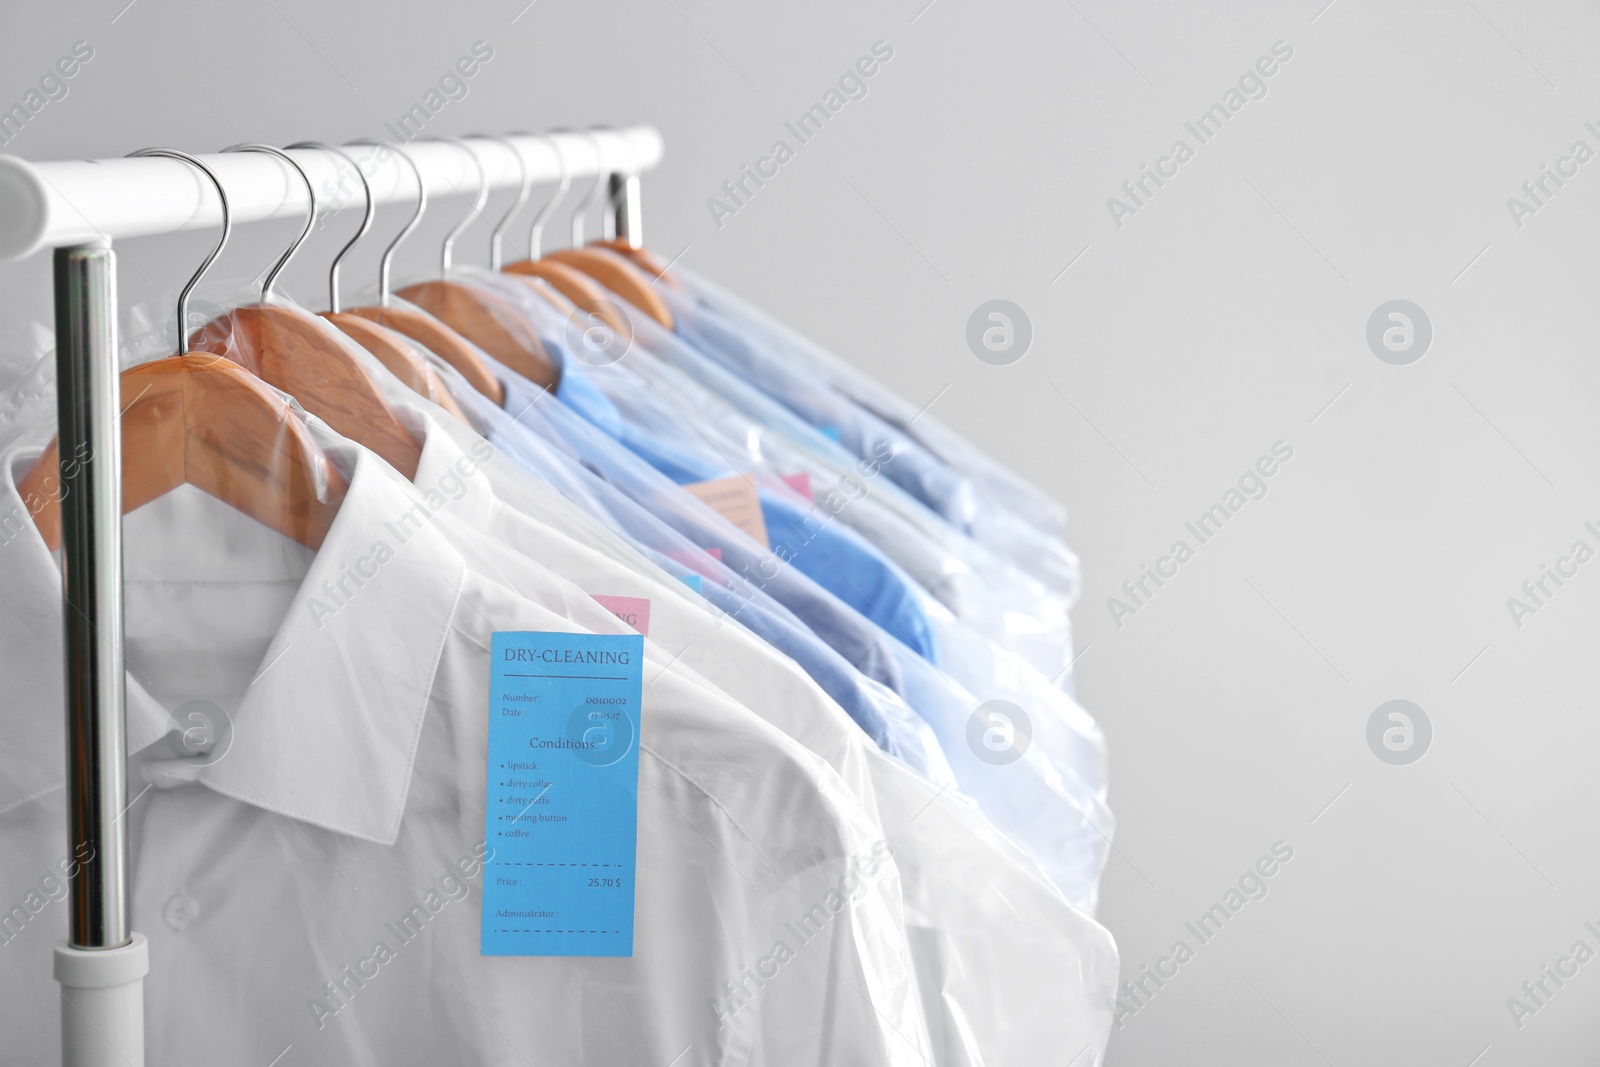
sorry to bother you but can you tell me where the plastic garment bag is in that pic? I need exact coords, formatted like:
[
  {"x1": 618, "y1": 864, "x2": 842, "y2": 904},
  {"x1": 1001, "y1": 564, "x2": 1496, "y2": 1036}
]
[
  {"x1": 315, "y1": 299, "x2": 1119, "y2": 1053},
  {"x1": 311, "y1": 399, "x2": 1121, "y2": 1066},
  {"x1": 645, "y1": 272, "x2": 982, "y2": 532},
  {"x1": 490, "y1": 372, "x2": 1111, "y2": 910},
  {"x1": 466, "y1": 272, "x2": 945, "y2": 671},
  {"x1": 461, "y1": 342, "x2": 921, "y2": 698},
  {"x1": 376, "y1": 298, "x2": 1112, "y2": 913},
  {"x1": 404, "y1": 282, "x2": 1114, "y2": 912},
  {"x1": 519, "y1": 277, "x2": 1079, "y2": 687},
  {"x1": 454, "y1": 372, "x2": 959, "y2": 785},
  {"x1": 658, "y1": 263, "x2": 1083, "y2": 600},
  {"x1": 454, "y1": 277, "x2": 1112, "y2": 905},
  {"x1": 668, "y1": 262, "x2": 1068, "y2": 531},
  {"x1": 358, "y1": 298, "x2": 959, "y2": 785}
]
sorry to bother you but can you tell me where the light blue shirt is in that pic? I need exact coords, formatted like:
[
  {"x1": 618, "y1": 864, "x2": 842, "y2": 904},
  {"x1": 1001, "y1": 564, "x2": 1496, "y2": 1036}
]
[{"x1": 612, "y1": 295, "x2": 1081, "y2": 686}]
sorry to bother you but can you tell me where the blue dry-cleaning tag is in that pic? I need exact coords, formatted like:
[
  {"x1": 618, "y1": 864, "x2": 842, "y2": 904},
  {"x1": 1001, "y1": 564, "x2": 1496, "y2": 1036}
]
[{"x1": 483, "y1": 631, "x2": 644, "y2": 957}]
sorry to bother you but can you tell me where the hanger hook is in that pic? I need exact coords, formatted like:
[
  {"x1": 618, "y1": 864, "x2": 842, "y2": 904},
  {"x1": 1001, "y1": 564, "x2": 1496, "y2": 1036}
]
[
  {"x1": 346, "y1": 139, "x2": 425, "y2": 308},
  {"x1": 471, "y1": 133, "x2": 529, "y2": 271},
  {"x1": 570, "y1": 128, "x2": 610, "y2": 248},
  {"x1": 222, "y1": 143, "x2": 315, "y2": 303},
  {"x1": 127, "y1": 148, "x2": 231, "y2": 356},
  {"x1": 285, "y1": 141, "x2": 373, "y2": 314},
  {"x1": 520, "y1": 129, "x2": 572, "y2": 260},
  {"x1": 437, "y1": 135, "x2": 488, "y2": 277}
]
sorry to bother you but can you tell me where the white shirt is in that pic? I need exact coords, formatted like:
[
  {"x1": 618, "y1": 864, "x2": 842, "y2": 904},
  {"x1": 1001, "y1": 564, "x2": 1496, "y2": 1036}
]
[
  {"x1": 385, "y1": 402, "x2": 1121, "y2": 1064},
  {"x1": 0, "y1": 440, "x2": 932, "y2": 1067}
]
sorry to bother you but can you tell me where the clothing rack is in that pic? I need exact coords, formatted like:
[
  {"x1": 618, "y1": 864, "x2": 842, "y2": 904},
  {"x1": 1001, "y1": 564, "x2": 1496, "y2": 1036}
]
[{"x1": 0, "y1": 124, "x2": 663, "y2": 1067}]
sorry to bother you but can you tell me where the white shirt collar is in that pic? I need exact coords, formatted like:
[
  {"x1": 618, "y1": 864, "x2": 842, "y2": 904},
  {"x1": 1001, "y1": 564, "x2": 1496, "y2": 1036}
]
[
  {"x1": 390, "y1": 402, "x2": 499, "y2": 531},
  {"x1": 0, "y1": 441, "x2": 465, "y2": 845}
]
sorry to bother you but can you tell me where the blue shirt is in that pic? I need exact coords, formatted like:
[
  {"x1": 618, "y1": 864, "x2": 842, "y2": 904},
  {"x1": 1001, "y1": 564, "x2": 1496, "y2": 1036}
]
[
  {"x1": 611, "y1": 300, "x2": 1079, "y2": 685},
  {"x1": 495, "y1": 369, "x2": 919, "y2": 698},
  {"x1": 543, "y1": 340, "x2": 941, "y2": 667}
]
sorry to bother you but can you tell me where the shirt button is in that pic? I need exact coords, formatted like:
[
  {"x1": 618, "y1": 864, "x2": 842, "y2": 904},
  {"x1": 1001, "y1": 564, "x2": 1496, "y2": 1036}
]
[{"x1": 162, "y1": 893, "x2": 200, "y2": 931}]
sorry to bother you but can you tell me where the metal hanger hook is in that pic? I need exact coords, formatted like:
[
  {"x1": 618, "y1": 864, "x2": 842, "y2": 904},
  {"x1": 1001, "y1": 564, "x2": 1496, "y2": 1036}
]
[
  {"x1": 570, "y1": 128, "x2": 611, "y2": 248},
  {"x1": 127, "y1": 148, "x2": 232, "y2": 355},
  {"x1": 285, "y1": 141, "x2": 373, "y2": 314},
  {"x1": 523, "y1": 129, "x2": 572, "y2": 260},
  {"x1": 437, "y1": 135, "x2": 488, "y2": 277},
  {"x1": 345, "y1": 139, "x2": 425, "y2": 308},
  {"x1": 471, "y1": 133, "x2": 529, "y2": 271},
  {"x1": 222, "y1": 143, "x2": 316, "y2": 303}
]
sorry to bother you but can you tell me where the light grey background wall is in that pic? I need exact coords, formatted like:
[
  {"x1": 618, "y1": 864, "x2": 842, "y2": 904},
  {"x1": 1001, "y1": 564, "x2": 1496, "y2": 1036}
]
[{"x1": 3, "y1": 0, "x2": 1598, "y2": 1063}]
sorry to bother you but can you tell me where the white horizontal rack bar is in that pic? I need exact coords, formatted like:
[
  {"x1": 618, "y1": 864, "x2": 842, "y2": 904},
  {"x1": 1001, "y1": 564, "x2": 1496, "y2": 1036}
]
[{"x1": 0, "y1": 124, "x2": 663, "y2": 261}]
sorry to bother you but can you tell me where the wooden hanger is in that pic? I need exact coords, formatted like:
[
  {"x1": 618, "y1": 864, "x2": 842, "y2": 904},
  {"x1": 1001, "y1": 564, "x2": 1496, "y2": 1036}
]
[
  {"x1": 271, "y1": 141, "x2": 468, "y2": 423},
  {"x1": 542, "y1": 151, "x2": 672, "y2": 327},
  {"x1": 333, "y1": 139, "x2": 507, "y2": 406},
  {"x1": 392, "y1": 136, "x2": 556, "y2": 388},
  {"x1": 543, "y1": 246, "x2": 673, "y2": 329},
  {"x1": 501, "y1": 258, "x2": 626, "y2": 332},
  {"x1": 595, "y1": 237, "x2": 679, "y2": 289},
  {"x1": 494, "y1": 131, "x2": 672, "y2": 331},
  {"x1": 186, "y1": 143, "x2": 422, "y2": 480},
  {"x1": 514, "y1": 273, "x2": 576, "y2": 317},
  {"x1": 21, "y1": 148, "x2": 345, "y2": 550},
  {"x1": 268, "y1": 140, "x2": 467, "y2": 425},
  {"x1": 23, "y1": 354, "x2": 347, "y2": 551},
  {"x1": 395, "y1": 278, "x2": 555, "y2": 387},
  {"x1": 539, "y1": 134, "x2": 673, "y2": 327},
  {"x1": 579, "y1": 133, "x2": 676, "y2": 285},
  {"x1": 343, "y1": 303, "x2": 505, "y2": 405},
  {"x1": 475, "y1": 132, "x2": 627, "y2": 334},
  {"x1": 321, "y1": 312, "x2": 468, "y2": 421},
  {"x1": 189, "y1": 304, "x2": 422, "y2": 480}
]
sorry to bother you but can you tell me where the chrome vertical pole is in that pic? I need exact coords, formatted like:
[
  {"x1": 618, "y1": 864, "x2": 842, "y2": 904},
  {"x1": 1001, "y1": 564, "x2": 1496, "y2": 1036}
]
[
  {"x1": 609, "y1": 172, "x2": 642, "y2": 248},
  {"x1": 53, "y1": 241, "x2": 129, "y2": 950},
  {"x1": 52, "y1": 240, "x2": 147, "y2": 1067}
]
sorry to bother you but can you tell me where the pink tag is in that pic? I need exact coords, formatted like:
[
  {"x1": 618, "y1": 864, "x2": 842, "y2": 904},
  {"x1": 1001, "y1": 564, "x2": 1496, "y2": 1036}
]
[
  {"x1": 781, "y1": 473, "x2": 814, "y2": 502},
  {"x1": 705, "y1": 547, "x2": 722, "y2": 561},
  {"x1": 684, "y1": 475, "x2": 770, "y2": 548},
  {"x1": 591, "y1": 594, "x2": 651, "y2": 637}
]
